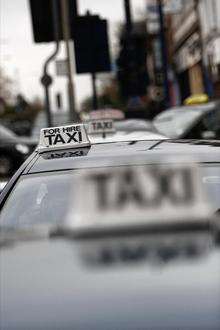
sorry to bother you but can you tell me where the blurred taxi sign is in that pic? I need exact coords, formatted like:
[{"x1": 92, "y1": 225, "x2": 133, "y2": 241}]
[
  {"x1": 184, "y1": 94, "x2": 209, "y2": 106},
  {"x1": 38, "y1": 124, "x2": 90, "y2": 152},
  {"x1": 68, "y1": 164, "x2": 212, "y2": 235},
  {"x1": 55, "y1": 59, "x2": 68, "y2": 77},
  {"x1": 89, "y1": 109, "x2": 125, "y2": 120},
  {"x1": 87, "y1": 119, "x2": 115, "y2": 135}
]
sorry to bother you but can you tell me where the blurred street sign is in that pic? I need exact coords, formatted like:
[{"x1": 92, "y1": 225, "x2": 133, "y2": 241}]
[
  {"x1": 41, "y1": 74, "x2": 53, "y2": 87},
  {"x1": 56, "y1": 60, "x2": 68, "y2": 76},
  {"x1": 29, "y1": 0, "x2": 78, "y2": 43},
  {"x1": 74, "y1": 15, "x2": 111, "y2": 74}
]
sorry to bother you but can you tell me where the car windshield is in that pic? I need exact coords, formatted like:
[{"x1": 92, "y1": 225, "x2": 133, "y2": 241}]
[
  {"x1": 153, "y1": 109, "x2": 204, "y2": 138},
  {"x1": 0, "y1": 165, "x2": 219, "y2": 229}
]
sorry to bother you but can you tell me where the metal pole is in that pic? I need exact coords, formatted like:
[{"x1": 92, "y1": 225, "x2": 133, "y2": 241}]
[
  {"x1": 61, "y1": 0, "x2": 78, "y2": 122},
  {"x1": 157, "y1": 0, "x2": 170, "y2": 108},
  {"x1": 41, "y1": 0, "x2": 60, "y2": 127},
  {"x1": 91, "y1": 72, "x2": 98, "y2": 110},
  {"x1": 124, "y1": 0, "x2": 133, "y2": 34}
]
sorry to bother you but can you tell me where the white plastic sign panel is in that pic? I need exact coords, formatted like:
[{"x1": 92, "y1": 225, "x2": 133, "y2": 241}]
[
  {"x1": 87, "y1": 119, "x2": 115, "y2": 135},
  {"x1": 68, "y1": 164, "x2": 211, "y2": 233},
  {"x1": 89, "y1": 109, "x2": 125, "y2": 120},
  {"x1": 38, "y1": 124, "x2": 90, "y2": 152}
]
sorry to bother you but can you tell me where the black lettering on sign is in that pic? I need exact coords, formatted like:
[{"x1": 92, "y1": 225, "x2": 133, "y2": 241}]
[
  {"x1": 78, "y1": 131, "x2": 82, "y2": 142},
  {"x1": 145, "y1": 168, "x2": 194, "y2": 206},
  {"x1": 53, "y1": 134, "x2": 65, "y2": 145},
  {"x1": 88, "y1": 167, "x2": 194, "y2": 212},
  {"x1": 144, "y1": 168, "x2": 162, "y2": 206},
  {"x1": 45, "y1": 134, "x2": 55, "y2": 146},
  {"x1": 92, "y1": 122, "x2": 97, "y2": 130},
  {"x1": 66, "y1": 132, "x2": 79, "y2": 143},
  {"x1": 71, "y1": 151, "x2": 84, "y2": 157},
  {"x1": 158, "y1": 168, "x2": 193, "y2": 205},
  {"x1": 105, "y1": 121, "x2": 112, "y2": 129},
  {"x1": 44, "y1": 128, "x2": 60, "y2": 135},
  {"x1": 120, "y1": 245, "x2": 146, "y2": 262},
  {"x1": 49, "y1": 150, "x2": 84, "y2": 159},
  {"x1": 88, "y1": 173, "x2": 112, "y2": 210},
  {"x1": 62, "y1": 126, "x2": 72, "y2": 133},
  {"x1": 117, "y1": 170, "x2": 146, "y2": 208},
  {"x1": 97, "y1": 122, "x2": 103, "y2": 130},
  {"x1": 169, "y1": 169, "x2": 193, "y2": 204},
  {"x1": 50, "y1": 152, "x2": 65, "y2": 159}
]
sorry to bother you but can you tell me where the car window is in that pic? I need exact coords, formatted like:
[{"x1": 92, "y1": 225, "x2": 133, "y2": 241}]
[
  {"x1": 153, "y1": 110, "x2": 202, "y2": 138},
  {"x1": 0, "y1": 165, "x2": 219, "y2": 229},
  {"x1": 0, "y1": 171, "x2": 73, "y2": 228},
  {"x1": 202, "y1": 110, "x2": 220, "y2": 132}
]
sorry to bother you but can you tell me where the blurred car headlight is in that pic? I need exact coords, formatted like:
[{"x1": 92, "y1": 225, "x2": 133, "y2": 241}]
[{"x1": 15, "y1": 144, "x2": 30, "y2": 155}]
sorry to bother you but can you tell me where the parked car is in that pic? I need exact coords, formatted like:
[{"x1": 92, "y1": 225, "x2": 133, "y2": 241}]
[
  {"x1": 153, "y1": 101, "x2": 220, "y2": 139},
  {"x1": 0, "y1": 124, "x2": 36, "y2": 177}
]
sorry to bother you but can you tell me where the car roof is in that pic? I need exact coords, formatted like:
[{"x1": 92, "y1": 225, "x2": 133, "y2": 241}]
[
  {"x1": 162, "y1": 101, "x2": 220, "y2": 115},
  {"x1": 26, "y1": 139, "x2": 220, "y2": 174}
]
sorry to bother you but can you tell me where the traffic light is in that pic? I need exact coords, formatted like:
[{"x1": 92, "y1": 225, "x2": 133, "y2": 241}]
[
  {"x1": 74, "y1": 15, "x2": 111, "y2": 74},
  {"x1": 29, "y1": 0, "x2": 78, "y2": 43},
  {"x1": 117, "y1": 32, "x2": 149, "y2": 98}
]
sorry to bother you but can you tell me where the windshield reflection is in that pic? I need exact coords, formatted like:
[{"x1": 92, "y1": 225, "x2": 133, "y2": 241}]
[{"x1": 75, "y1": 231, "x2": 216, "y2": 268}]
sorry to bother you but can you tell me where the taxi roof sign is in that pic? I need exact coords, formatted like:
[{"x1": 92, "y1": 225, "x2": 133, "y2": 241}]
[
  {"x1": 87, "y1": 119, "x2": 116, "y2": 135},
  {"x1": 38, "y1": 124, "x2": 90, "y2": 152},
  {"x1": 89, "y1": 109, "x2": 125, "y2": 120},
  {"x1": 66, "y1": 163, "x2": 212, "y2": 236}
]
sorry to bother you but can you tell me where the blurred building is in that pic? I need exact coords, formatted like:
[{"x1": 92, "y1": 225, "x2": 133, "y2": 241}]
[
  {"x1": 171, "y1": 0, "x2": 205, "y2": 102},
  {"x1": 198, "y1": 0, "x2": 220, "y2": 97},
  {"x1": 145, "y1": 0, "x2": 220, "y2": 107},
  {"x1": 145, "y1": 0, "x2": 170, "y2": 109}
]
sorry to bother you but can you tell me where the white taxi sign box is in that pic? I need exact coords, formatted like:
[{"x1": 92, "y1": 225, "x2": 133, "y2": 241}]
[
  {"x1": 87, "y1": 119, "x2": 116, "y2": 135},
  {"x1": 38, "y1": 124, "x2": 90, "y2": 152},
  {"x1": 89, "y1": 109, "x2": 125, "y2": 121},
  {"x1": 67, "y1": 164, "x2": 212, "y2": 235}
]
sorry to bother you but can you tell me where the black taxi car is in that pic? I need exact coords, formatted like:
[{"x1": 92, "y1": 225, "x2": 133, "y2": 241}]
[{"x1": 0, "y1": 122, "x2": 220, "y2": 330}]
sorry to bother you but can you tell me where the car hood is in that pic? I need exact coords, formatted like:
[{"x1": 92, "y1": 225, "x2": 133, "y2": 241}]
[{"x1": 1, "y1": 231, "x2": 220, "y2": 330}]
